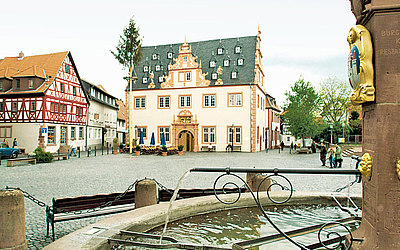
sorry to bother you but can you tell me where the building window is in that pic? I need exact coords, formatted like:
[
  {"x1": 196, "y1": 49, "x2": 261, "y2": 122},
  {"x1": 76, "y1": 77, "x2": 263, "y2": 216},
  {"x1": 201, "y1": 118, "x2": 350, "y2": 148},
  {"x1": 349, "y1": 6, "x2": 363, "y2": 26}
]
[
  {"x1": 186, "y1": 72, "x2": 191, "y2": 81},
  {"x1": 12, "y1": 102, "x2": 17, "y2": 112},
  {"x1": 152, "y1": 54, "x2": 158, "y2": 60},
  {"x1": 158, "y1": 96, "x2": 170, "y2": 108},
  {"x1": 136, "y1": 127, "x2": 147, "y2": 139},
  {"x1": 235, "y1": 46, "x2": 241, "y2": 54},
  {"x1": 0, "y1": 102, "x2": 3, "y2": 111},
  {"x1": 228, "y1": 126, "x2": 241, "y2": 144},
  {"x1": 212, "y1": 72, "x2": 218, "y2": 80},
  {"x1": 231, "y1": 71, "x2": 237, "y2": 79},
  {"x1": 65, "y1": 64, "x2": 70, "y2": 74},
  {"x1": 217, "y1": 48, "x2": 223, "y2": 55},
  {"x1": 228, "y1": 93, "x2": 242, "y2": 107},
  {"x1": 0, "y1": 126, "x2": 12, "y2": 138},
  {"x1": 179, "y1": 72, "x2": 184, "y2": 82},
  {"x1": 71, "y1": 127, "x2": 75, "y2": 140},
  {"x1": 0, "y1": 80, "x2": 2, "y2": 90},
  {"x1": 79, "y1": 127, "x2": 84, "y2": 139},
  {"x1": 224, "y1": 59, "x2": 230, "y2": 67},
  {"x1": 30, "y1": 101, "x2": 35, "y2": 112},
  {"x1": 144, "y1": 66, "x2": 148, "y2": 72},
  {"x1": 203, "y1": 127, "x2": 216, "y2": 143},
  {"x1": 155, "y1": 65, "x2": 161, "y2": 71},
  {"x1": 73, "y1": 86, "x2": 76, "y2": 96},
  {"x1": 238, "y1": 58, "x2": 244, "y2": 66},
  {"x1": 159, "y1": 127, "x2": 170, "y2": 142},
  {"x1": 134, "y1": 97, "x2": 146, "y2": 109},
  {"x1": 158, "y1": 76, "x2": 164, "y2": 83},
  {"x1": 167, "y1": 52, "x2": 173, "y2": 59},
  {"x1": 16, "y1": 79, "x2": 20, "y2": 90},
  {"x1": 183, "y1": 56, "x2": 188, "y2": 64},
  {"x1": 142, "y1": 77, "x2": 148, "y2": 84},
  {"x1": 28, "y1": 79, "x2": 33, "y2": 89},
  {"x1": 203, "y1": 94, "x2": 216, "y2": 107},
  {"x1": 60, "y1": 82, "x2": 64, "y2": 93},
  {"x1": 48, "y1": 126, "x2": 56, "y2": 144},
  {"x1": 209, "y1": 61, "x2": 216, "y2": 68},
  {"x1": 179, "y1": 95, "x2": 191, "y2": 108}
]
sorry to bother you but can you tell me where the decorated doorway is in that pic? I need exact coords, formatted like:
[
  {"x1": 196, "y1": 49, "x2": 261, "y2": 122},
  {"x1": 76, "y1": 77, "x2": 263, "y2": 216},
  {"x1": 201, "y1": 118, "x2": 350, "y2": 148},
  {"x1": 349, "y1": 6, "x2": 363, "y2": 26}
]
[
  {"x1": 178, "y1": 130, "x2": 194, "y2": 151},
  {"x1": 172, "y1": 110, "x2": 199, "y2": 152}
]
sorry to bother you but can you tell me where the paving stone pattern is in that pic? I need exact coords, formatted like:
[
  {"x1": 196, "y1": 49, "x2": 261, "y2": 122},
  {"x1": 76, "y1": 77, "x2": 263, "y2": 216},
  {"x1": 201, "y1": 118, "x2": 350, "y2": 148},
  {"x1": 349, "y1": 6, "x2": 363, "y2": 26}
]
[{"x1": 0, "y1": 149, "x2": 362, "y2": 249}]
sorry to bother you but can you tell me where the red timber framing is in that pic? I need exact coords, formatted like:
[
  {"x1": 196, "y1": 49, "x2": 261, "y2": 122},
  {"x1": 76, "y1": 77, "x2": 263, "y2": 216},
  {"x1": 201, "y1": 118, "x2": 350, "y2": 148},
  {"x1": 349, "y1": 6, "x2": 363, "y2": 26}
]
[{"x1": 0, "y1": 53, "x2": 87, "y2": 125}]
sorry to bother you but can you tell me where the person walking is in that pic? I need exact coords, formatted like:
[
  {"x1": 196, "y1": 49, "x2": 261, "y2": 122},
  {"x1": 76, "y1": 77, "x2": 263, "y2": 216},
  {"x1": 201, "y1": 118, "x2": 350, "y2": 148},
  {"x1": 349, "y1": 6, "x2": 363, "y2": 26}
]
[
  {"x1": 69, "y1": 139, "x2": 77, "y2": 157},
  {"x1": 335, "y1": 144, "x2": 343, "y2": 168},
  {"x1": 311, "y1": 141, "x2": 316, "y2": 153},
  {"x1": 280, "y1": 141, "x2": 285, "y2": 151},
  {"x1": 319, "y1": 142, "x2": 327, "y2": 166},
  {"x1": 327, "y1": 145, "x2": 336, "y2": 168},
  {"x1": 12, "y1": 138, "x2": 17, "y2": 148}
]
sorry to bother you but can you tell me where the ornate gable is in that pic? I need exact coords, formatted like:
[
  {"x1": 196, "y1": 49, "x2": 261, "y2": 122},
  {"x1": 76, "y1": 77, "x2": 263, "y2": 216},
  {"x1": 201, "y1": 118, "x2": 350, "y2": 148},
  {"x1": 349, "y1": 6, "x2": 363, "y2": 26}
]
[{"x1": 161, "y1": 39, "x2": 210, "y2": 88}]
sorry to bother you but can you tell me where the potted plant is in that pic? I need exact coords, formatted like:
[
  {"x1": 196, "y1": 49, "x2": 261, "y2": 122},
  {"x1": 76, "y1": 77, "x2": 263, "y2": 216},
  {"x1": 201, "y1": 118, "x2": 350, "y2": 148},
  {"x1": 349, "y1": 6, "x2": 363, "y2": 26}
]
[
  {"x1": 178, "y1": 145, "x2": 184, "y2": 156},
  {"x1": 135, "y1": 145, "x2": 141, "y2": 156},
  {"x1": 161, "y1": 145, "x2": 168, "y2": 156},
  {"x1": 112, "y1": 137, "x2": 119, "y2": 154}
]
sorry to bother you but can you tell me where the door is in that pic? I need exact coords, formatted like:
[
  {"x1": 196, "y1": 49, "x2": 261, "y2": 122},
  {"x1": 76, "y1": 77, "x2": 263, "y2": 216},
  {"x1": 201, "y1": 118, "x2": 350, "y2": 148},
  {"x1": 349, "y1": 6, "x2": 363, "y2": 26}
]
[
  {"x1": 178, "y1": 131, "x2": 194, "y2": 151},
  {"x1": 60, "y1": 126, "x2": 67, "y2": 145}
]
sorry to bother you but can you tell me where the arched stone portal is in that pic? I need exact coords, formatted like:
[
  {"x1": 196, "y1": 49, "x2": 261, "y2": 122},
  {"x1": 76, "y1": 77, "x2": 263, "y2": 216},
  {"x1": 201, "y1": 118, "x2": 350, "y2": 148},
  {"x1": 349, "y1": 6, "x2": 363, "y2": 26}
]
[{"x1": 172, "y1": 110, "x2": 199, "y2": 152}]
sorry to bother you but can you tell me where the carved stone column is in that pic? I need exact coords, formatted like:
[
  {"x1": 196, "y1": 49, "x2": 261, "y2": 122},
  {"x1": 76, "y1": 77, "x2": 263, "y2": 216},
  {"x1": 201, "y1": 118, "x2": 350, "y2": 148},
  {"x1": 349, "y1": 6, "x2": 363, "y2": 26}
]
[{"x1": 349, "y1": 1, "x2": 400, "y2": 249}]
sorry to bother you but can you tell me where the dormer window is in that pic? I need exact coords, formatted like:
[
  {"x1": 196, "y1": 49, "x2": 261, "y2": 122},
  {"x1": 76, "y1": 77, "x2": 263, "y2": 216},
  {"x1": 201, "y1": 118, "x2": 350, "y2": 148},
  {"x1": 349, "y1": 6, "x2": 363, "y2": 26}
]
[
  {"x1": 209, "y1": 61, "x2": 216, "y2": 68},
  {"x1": 16, "y1": 79, "x2": 20, "y2": 90},
  {"x1": 155, "y1": 65, "x2": 161, "y2": 71},
  {"x1": 231, "y1": 71, "x2": 238, "y2": 79},
  {"x1": 152, "y1": 54, "x2": 158, "y2": 60},
  {"x1": 167, "y1": 52, "x2": 173, "y2": 59},
  {"x1": 238, "y1": 58, "x2": 244, "y2": 66},
  {"x1": 217, "y1": 48, "x2": 224, "y2": 55},
  {"x1": 212, "y1": 72, "x2": 218, "y2": 80},
  {"x1": 0, "y1": 80, "x2": 2, "y2": 90},
  {"x1": 224, "y1": 59, "x2": 230, "y2": 67},
  {"x1": 235, "y1": 46, "x2": 241, "y2": 54},
  {"x1": 28, "y1": 79, "x2": 33, "y2": 89},
  {"x1": 143, "y1": 77, "x2": 148, "y2": 84},
  {"x1": 158, "y1": 76, "x2": 164, "y2": 83},
  {"x1": 144, "y1": 66, "x2": 149, "y2": 72}
]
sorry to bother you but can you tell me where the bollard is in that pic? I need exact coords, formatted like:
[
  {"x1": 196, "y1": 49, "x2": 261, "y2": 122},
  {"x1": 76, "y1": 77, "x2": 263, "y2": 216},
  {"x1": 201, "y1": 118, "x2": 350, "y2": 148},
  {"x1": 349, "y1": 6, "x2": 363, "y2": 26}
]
[
  {"x1": 107, "y1": 145, "x2": 109, "y2": 155},
  {"x1": 78, "y1": 147, "x2": 81, "y2": 158},
  {"x1": 95, "y1": 146, "x2": 97, "y2": 156},
  {"x1": 67, "y1": 149, "x2": 70, "y2": 159},
  {"x1": 87, "y1": 148, "x2": 90, "y2": 157},
  {"x1": 0, "y1": 190, "x2": 27, "y2": 250},
  {"x1": 135, "y1": 180, "x2": 157, "y2": 209},
  {"x1": 102, "y1": 145, "x2": 104, "y2": 155},
  {"x1": 246, "y1": 172, "x2": 271, "y2": 192}
]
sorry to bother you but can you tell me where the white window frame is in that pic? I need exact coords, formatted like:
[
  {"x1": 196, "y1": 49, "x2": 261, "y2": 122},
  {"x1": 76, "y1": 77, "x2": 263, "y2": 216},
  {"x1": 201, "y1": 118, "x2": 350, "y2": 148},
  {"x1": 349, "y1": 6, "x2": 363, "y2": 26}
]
[
  {"x1": 179, "y1": 95, "x2": 191, "y2": 108},
  {"x1": 231, "y1": 71, "x2": 237, "y2": 79},
  {"x1": 156, "y1": 65, "x2": 160, "y2": 71},
  {"x1": 158, "y1": 96, "x2": 170, "y2": 108},
  {"x1": 135, "y1": 97, "x2": 146, "y2": 109},
  {"x1": 228, "y1": 93, "x2": 242, "y2": 107},
  {"x1": 186, "y1": 72, "x2": 191, "y2": 81},
  {"x1": 224, "y1": 59, "x2": 230, "y2": 67},
  {"x1": 238, "y1": 58, "x2": 244, "y2": 66},
  {"x1": 228, "y1": 127, "x2": 241, "y2": 144},
  {"x1": 210, "y1": 61, "x2": 216, "y2": 68},
  {"x1": 159, "y1": 127, "x2": 170, "y2": 142},
  {"x1": 212, "y1": 72, "x2": 218, "y2": 80},
  {"x1": 203, "y1": 127, "x2": 216, "y2": 143},
  {"x1": 144, "y1": 66, "x2": 148, "y2": 72},
  {"x1": 204, "y1": 94, "x2": 216, "y2": 107},
  {"x1": 142, "y1": 77, "x2": 148, "y2": 84},
  {"x1": 217, "y1": 48, "x2": 223, "y2": 55},
  {"x1": 158, "y1": 76, "x2": 164, "y2": 83},
  {"x1": 235, "y1": 46, "x2": 241, "y2": 54},
  {"x1": 152, "y1": 54, "x2": 158, "y2": 60},
  {"x1": 167, "y1": 52, "x2": 173, "y2": 59}
]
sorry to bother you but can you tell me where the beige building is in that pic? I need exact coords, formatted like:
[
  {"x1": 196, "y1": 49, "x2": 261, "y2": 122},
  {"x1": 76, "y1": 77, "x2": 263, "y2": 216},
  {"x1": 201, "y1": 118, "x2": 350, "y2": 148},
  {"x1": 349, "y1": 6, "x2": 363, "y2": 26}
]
[{"x1": 128, "y1": 30, "x2": 280, "y2": 152}]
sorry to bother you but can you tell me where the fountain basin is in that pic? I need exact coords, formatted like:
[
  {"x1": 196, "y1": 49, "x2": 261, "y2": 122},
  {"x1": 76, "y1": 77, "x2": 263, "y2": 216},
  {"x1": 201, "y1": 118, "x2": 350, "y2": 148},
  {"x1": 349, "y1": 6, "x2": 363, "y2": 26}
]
[{"x1": 43, "y1": 191, "x2": 361, "y2": 249}]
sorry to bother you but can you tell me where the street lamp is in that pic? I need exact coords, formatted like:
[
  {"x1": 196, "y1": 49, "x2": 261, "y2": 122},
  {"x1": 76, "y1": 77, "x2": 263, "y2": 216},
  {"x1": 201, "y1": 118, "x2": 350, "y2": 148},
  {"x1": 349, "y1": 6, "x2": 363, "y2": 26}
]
[{"x1": 329, "y1": 123, "x2": 333, "y2": 144}]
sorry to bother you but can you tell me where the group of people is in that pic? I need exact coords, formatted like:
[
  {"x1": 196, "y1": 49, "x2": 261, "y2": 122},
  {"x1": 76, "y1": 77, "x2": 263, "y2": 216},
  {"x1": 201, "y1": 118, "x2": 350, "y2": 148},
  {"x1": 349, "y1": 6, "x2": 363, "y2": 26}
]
[
  {"x1": 319, "y1": 142, "x2": 343, "y2": 168},
  {"x1": 3, "y1": 138, "x2": 18, "y2": 148}
]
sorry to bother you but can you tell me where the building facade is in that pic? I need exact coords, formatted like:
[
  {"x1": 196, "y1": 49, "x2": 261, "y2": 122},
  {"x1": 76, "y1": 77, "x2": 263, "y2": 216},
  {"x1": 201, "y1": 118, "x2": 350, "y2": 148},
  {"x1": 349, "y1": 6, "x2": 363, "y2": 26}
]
[
  {"x1": 81, "y1": 80, "x2": 118, "y2": 149},
  {"x1": 0, "y1": 52, "x2": 88, "y2": 153},
  {"x1": 265, "y1": 94, "x2": 282, "y2": 149},
  {"x1": 116, "y1": 99, "x2": 127, "y2": 144},
  {"x1": 127, "y1": 30, "x2": 280, "y2": 152}
]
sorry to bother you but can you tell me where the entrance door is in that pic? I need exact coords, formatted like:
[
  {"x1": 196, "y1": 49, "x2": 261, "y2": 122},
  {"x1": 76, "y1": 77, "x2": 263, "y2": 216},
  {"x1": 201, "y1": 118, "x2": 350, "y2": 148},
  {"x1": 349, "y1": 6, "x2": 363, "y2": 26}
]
[
  {"x1": 178, "y1": 131, "x2": 194, "y2": 151},
  {"x1": 60, "y1": 126, "x2": 67, "y2": 145}
]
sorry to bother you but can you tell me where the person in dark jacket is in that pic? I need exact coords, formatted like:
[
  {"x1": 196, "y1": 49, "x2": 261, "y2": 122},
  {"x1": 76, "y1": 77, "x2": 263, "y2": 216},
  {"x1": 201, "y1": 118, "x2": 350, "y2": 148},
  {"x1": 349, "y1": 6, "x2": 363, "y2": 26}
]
[
  {"x1": 280, "y1": 141, "x2": 285, "y2": 151},
  {"x1": 319, "y1": 142, "x2": 327, "y2": 166}
]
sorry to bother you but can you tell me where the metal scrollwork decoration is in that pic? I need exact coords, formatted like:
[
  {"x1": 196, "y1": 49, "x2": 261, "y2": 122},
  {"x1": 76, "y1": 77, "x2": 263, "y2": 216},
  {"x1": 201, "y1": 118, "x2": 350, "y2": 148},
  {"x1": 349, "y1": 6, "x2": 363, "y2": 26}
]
[
  {"x1": 358, "y1": 153, "x2": 372, "y2": 181},
  {"x1": 318, "y1": 222, "x2": 354, "y2": 250},
  {"x1": 212, "y1": 169, "x2": 354, "y2": 250},
  {"x1": 347, "y1": 25, "x2": 375, "y2": 105}
]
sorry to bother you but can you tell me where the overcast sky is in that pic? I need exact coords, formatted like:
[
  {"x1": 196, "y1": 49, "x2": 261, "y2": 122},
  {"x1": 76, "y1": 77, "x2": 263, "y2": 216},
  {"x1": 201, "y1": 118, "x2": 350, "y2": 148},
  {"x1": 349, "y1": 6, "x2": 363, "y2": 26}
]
[{"x1": 0, "y1": 0, "x2": 355, "y2": 106}]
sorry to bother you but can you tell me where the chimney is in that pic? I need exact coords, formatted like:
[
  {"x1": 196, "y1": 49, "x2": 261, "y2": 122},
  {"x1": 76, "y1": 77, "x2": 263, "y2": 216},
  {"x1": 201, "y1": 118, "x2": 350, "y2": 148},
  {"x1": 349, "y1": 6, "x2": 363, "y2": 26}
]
[{"x1": 18, "y1": 51, "x2": 24, "y2": 60}]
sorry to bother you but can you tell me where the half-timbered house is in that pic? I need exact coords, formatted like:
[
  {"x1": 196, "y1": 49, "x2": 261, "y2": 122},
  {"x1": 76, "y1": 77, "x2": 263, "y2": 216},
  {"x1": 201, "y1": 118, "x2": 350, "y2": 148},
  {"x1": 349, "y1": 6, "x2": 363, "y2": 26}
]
[{"x1": 0, "y1": 51, "x2": 88, "y2": 153}]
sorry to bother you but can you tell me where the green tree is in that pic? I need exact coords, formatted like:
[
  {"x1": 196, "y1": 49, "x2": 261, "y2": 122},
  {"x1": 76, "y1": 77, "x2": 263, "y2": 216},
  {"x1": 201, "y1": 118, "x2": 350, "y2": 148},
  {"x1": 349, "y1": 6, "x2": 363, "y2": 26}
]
[
  {"x1": 111, "y1": 16, "x2": 143, "y2": 71},
  {"x1": 283, "y1": 77, "x2": 319, "y2": 145},
  {"x1": 318, "y1": 77, "x2": 352, "y2": 123}
]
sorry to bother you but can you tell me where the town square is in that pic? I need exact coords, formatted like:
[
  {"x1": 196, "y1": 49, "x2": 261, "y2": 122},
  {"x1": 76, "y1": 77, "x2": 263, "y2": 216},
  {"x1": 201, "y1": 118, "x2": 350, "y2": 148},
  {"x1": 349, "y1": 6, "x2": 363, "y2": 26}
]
[{"x1": 1, "y1": 0, "x2": 399, "y2": 249}]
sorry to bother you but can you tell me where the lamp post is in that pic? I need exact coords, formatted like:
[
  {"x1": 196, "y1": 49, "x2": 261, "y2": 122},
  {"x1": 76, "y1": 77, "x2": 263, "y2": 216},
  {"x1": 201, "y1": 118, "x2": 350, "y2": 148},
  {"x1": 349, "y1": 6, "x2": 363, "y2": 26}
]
[
  {"x1": 231, "y1": 124, "x2": 234, "y2": 152},
  {"x1": 125, "y1": 65, "x2": 137, "y2": 154},
  {"x1": 342, "y1": 122, "x2": 345, "y2": 141},
  {"x1": 329, "y1": 123, "x2": 333, "y2": 144}
]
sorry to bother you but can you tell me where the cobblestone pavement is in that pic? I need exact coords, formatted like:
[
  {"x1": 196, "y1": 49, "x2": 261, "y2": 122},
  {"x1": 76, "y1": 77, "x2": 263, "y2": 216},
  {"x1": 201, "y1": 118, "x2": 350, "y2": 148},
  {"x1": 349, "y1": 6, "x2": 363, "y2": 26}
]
[{"x1": 0, "y1": 149, "x2": 362, "y2": 249}]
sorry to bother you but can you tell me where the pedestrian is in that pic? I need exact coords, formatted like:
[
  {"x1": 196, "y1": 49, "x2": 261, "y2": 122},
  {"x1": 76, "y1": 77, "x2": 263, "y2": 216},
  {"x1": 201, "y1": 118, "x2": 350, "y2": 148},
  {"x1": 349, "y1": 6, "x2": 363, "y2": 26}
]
[
  {"x1": 69, "y1": 139, "x2": 77, "y2": 157},
  {"x1": 327, "y1": 145, "x2": 336, "y2": 168},
  {"x1": 311, "y1": 141, "x2": 316, "y2": 153},
  {"x1": 3, "y1": 139, "x2": 9, "y2": 148},
  {"x1": 280, "y1": 141, "x2": 284, "y2": 151},
  {"x1": 294, "y1": 143, "x2": 297, "y2": 150},
  {"x1": 290, "y1": 141, "x2": 293, "y2": 154},
  {"x1": 319, "y1": 142, "x2": 327, "y2": 166},
  {"x1": 335, "y1": 144, "x2": 343, "y2": 168},
  {"x1": 12, "y1": 138, "x2": 17, "y2": 148}
]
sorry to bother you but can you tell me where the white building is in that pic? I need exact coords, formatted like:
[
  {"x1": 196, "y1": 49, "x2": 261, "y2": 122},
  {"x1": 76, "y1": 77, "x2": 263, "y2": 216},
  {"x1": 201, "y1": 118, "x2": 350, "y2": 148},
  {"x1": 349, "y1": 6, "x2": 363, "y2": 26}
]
[
  {"x1": 82, "y1": 80, "x2": 118, "y2": 149},
  {"x1": 128, "y1": 30, "x2": 279, "y2": 152},
  {"x1": 116, "y1": 99, "x2": 127, "y2": 144}
]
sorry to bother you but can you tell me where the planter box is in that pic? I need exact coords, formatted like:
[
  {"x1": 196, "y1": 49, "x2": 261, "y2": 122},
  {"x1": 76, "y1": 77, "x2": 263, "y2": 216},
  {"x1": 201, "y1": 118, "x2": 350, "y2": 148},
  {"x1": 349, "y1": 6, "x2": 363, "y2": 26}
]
[
  {"x1": 135, "y1": 151, "x2": 140, "y2": 156},
  {"x1": 178, "y1": 151, "x2": 184, "y2": 156},
  {"x1": 162, "y1": 152, "x2": 168, "y2": 156}
]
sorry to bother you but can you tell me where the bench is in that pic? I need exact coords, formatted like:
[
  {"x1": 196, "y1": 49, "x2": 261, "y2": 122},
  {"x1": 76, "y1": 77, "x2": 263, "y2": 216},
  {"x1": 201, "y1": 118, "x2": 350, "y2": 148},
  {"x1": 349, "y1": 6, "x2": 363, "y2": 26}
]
[
  {"x1": 297, "y1": 148, "x2": 312, "y2": 154},
  {"x1": 158, "y1": 187, "x2": 247, "y2": 202},
  {"x1": 52, "y1": 153, "x2": 68, "y2": 160},
  {"x1": 201, "y1": 146, "x2": 216, "y2": 152},
  {"x1": 46, "y1": 191, "x2": 135, "y2": 240},
  {"x1": 232, "y1": 146, "x2": 241, "y2": 152},
  {"x1": 7, "y1": 157, "x2": 36, "y2": 167}
]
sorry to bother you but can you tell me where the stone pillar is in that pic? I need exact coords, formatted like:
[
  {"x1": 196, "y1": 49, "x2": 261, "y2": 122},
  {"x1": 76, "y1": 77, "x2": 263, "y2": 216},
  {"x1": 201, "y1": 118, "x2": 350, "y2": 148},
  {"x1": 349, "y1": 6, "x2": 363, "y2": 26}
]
[
  {"x1": 349, "y1": 1, "x2": 400, "y2": 249},
  {"x1": 0, "y1": 190, "x2": 27, "y2": 250},
  {"x1": 246, "y1": 172, "x2": 271, "y2": 192},
  {"x1": 135, "y1": 180, "x2": 157, "y2": 209}
]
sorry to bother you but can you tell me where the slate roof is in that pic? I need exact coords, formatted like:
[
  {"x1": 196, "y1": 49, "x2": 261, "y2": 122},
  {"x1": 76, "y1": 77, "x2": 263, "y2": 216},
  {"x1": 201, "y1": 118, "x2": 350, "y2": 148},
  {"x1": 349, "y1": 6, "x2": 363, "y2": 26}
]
[
  {"x1": 131, "y1": 36, "x2": 257, "y2": 90},
  {"x1": 81, "y1": 79, "x2": 118, "y2": 109},
  {"x1": 266, "y1": 94, "x2": 281, "y2": 112}
]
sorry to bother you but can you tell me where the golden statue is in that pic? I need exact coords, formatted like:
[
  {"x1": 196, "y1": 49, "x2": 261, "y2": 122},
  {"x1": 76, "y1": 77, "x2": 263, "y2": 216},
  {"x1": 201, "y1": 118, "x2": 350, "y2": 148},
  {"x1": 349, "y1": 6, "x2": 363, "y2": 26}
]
[
  {"x1": 347, "y1": 25, "x2": 375, "y2": 104},
  {"x1": 358, "y1": 153, "x2": 372, "y2": 181},
  {"x1": 396, "y1": 159, "x2": 400, "y2": 180}
]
